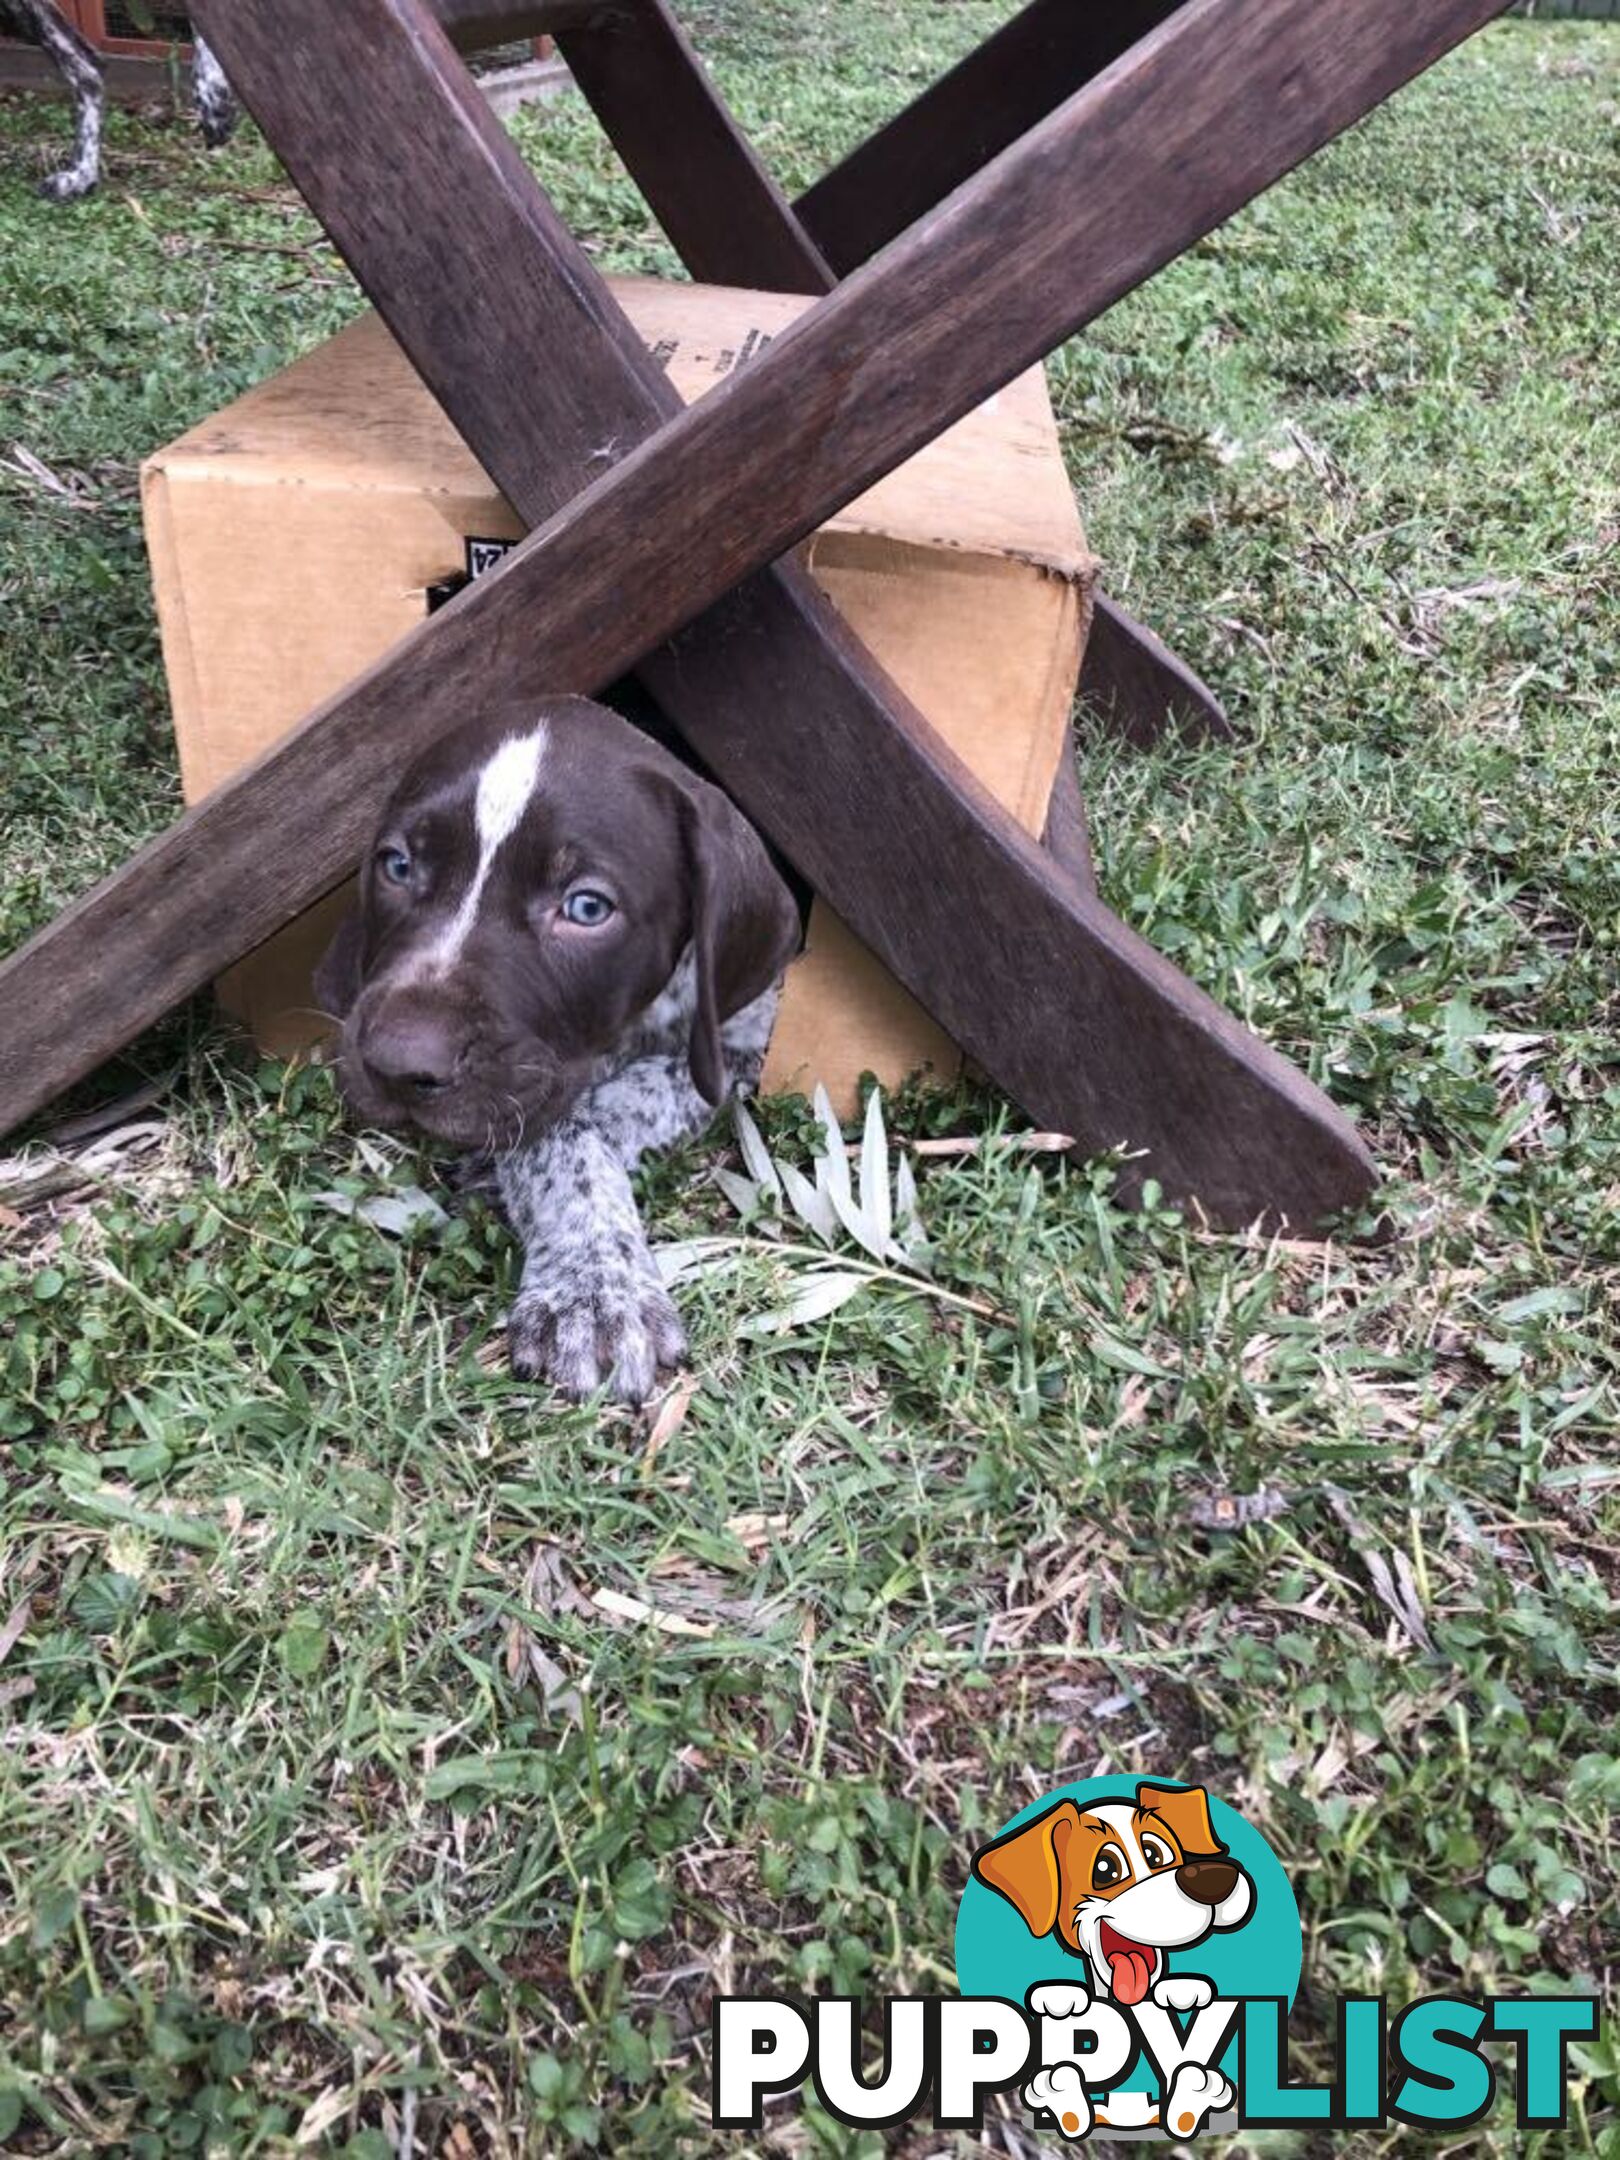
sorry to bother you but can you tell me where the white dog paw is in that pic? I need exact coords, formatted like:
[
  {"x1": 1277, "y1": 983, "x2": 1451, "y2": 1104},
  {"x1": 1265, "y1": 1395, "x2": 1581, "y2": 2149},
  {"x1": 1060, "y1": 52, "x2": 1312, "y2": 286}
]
[
  {"x1": 1153, "y1": 1973, "x2": 1215, "y2": 2014},
  {"x1": 1027, "y1": 1982, "x2": 1092, "y2": 2021},
  {"x1": 1023, "y1": 2064, "x2": 1091, "y2": 2141},
  {"x1": 1163, "y1": 2063, "x2": 1234, "y2": 2139}
]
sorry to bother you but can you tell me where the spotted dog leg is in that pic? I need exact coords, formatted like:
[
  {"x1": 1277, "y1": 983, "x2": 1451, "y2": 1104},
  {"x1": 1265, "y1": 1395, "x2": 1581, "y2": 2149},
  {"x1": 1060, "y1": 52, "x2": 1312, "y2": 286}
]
[
  {"x1": 189, "y1": 36, "x2": 238, "y2": 150},
  {"x1": 499, "y1": 1118, "x2": 686, "y2": 1403},
  {"x1": 497, "y1": 984, "x2": 778, "y2": 1402},
  {"x1": 18, "y1": 0, "x2": 104, "y2": 202}
]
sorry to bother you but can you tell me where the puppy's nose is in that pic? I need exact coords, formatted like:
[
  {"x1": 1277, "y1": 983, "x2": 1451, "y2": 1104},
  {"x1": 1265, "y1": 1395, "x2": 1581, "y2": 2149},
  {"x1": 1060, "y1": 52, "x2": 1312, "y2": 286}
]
[
  {"x1": 360, "y1": 1010, "x2": 469, "y2": 1095},
  {"x1": 1176, "y1": 1859, "x2": 1239, "y2": 1906}
]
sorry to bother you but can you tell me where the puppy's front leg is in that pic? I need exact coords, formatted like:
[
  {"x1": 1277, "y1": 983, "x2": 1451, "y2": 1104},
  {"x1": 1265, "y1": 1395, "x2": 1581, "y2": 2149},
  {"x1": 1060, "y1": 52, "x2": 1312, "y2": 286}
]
[
  {"x1": 497, "y1": 1115, "x2": 684, "y2": 1404},
  {"x1": 496, "y1": 987, "x2": 779, "y2": 1400}
]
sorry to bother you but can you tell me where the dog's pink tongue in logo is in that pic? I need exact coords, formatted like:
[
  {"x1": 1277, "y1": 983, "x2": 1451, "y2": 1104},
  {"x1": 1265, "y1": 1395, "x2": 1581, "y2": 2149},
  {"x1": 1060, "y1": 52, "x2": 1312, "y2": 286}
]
[{"x1": 1098, "y1": 1922, "x2": 1157, "y2": 2005}]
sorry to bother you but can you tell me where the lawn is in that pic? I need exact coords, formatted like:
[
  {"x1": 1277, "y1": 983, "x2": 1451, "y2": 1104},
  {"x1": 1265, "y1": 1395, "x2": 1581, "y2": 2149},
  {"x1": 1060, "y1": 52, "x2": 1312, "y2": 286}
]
[{"x1": 1, "y1": 7, "x2": 1618, "y2": 2154}]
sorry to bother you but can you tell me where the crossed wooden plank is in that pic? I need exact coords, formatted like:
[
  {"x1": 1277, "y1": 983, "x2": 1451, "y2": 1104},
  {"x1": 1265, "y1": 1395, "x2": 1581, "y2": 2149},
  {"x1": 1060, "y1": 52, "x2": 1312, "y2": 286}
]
[
  {"x1": 539, "y1": 0, "x2": 1230, "y2": 742},
  {"x1": 0, "y1": 0, "x2": 1508, "y2": 1225}
]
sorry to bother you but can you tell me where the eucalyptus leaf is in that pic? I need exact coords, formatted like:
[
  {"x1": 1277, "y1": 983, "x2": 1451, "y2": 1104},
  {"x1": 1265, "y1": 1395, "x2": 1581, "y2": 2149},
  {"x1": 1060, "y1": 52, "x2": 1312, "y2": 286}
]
[
  {"x1": 312, "y1": 1185, "x2": 447, "y2": 1237},
  {"x1": 859, "y1": 1089, "x2": 892, "y2": 1251},
  {"x1": 712, "y1": 1167, "x2": 764, "y2": 1219},
  {"x1": 738, "y1": 1269, "x2": 871, "y2": 1338},
  {"x1": 653, "y1": 1237, "x2": 739, "y2": 1286},
  {"x1": 826, "y1": 1179, "x2": 891, "y2": 1264},
  {"x1": 812, "y1": 1086, "x2": 853, "y2": 1211},
  {"x1": 779, "y1": 1159, "x2": 838, "y2": 1242},
  {"x1": 895, "y1": 1150, "x2": 927, "y2": 1258},
  {"x1": 732, "y1": 1098, "x2": 782, "y2": 1200}
]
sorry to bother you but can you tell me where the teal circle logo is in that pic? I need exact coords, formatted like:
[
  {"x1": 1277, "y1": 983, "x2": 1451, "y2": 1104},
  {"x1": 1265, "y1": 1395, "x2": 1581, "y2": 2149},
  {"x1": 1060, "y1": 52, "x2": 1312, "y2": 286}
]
[{"x1": 955, "y1": 1779, "x2": 1300, "y2": 2105}]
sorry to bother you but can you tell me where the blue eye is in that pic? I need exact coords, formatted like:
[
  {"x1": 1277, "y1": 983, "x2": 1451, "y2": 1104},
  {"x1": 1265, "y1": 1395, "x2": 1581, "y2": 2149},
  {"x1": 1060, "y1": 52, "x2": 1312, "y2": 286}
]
[
  {"x1": 563, "y1": 889, "x2": 615, "y2": 927},
  {"x1": 377, "y1": 846, "x2": 412, "y2": 887}
]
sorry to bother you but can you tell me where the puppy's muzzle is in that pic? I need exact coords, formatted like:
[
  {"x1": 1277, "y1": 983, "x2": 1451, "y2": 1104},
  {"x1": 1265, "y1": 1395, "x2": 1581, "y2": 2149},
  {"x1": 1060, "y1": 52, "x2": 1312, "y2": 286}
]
[
  {"x1": 355, "y1": 992, "x2": 472, "y2": 1104},
  {"x1": 1176, "y1": 1859, "x2": 1239, "y2": 1907}
]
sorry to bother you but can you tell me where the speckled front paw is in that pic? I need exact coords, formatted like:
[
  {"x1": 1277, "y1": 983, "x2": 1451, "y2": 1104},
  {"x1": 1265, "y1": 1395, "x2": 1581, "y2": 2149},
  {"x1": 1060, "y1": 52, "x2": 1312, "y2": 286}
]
[
  {"x1": 508, "y1": 1274, "x2": 686, "y2": 1404},
  {"x1": 38, "y1": 167, "x2": 97, "y2": 202}
]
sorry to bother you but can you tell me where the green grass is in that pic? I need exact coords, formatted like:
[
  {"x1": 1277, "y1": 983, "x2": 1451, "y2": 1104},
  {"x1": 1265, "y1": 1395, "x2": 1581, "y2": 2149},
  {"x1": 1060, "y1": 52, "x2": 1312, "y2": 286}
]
[{"x1": 2, "y1": 10, "x2": 1618, "y2": 2154}]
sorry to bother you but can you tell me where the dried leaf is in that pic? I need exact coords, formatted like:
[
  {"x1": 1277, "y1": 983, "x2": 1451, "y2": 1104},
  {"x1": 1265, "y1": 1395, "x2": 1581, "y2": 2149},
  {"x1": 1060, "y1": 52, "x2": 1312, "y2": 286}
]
[
  {"x1": 725, "y1": 1512, "x2": 790, "y2": 1549},
  {"x1": 732, "y1": 1098, "x2": 782, "y2": 1201},
  {"x1": 712, "y1": 1167, "x2": 764, "y2": 1220},
  {"x1": 1325, "y1": 1489, "x2": 1433, "y2": 1652},
  {"x1": 778, "y1": 1159, "x2": 837, "y2": 1243},
  {"x1": 294, "y1": 2086, "x2": 350, "y2": 2147},
  {"x1": 811, "y1": 1086, "x2": 853, "y2": 1214},
  {"x1": 590, "y1": 1587, "x2": 715, "y2": 1638},
  {"x1": 312, "y1": 1184, "x2": 447, "y2": 1237},
  {"x1": 859, "y1": 1089, "x2": 892, "y2": 1252},
  {"x1": 522, "y1": 1543, "x2": 594, "y2": 1622},
  {"x1": 505, "y1": 1621, "x2": 582, "y2": 1720},
  {"x1": 1186, "y1": 1486, "x2": 1290, "y2": 1530},
  {"x1": 908, "y1": 1130, "x2": 1074, "y2": 1159},
  {"x1": 525, "y1": 1644, "x2": 582, "y2": 1720},
  {"x1": 826, "y1": 1179, "x2": 891, "y2": 1264},
  {"x1": 652, "y1": 1236, "x2": 738, "y2": 1286},
  {"x1": 0, "y1": 1593, "x2": 34, "y2": 1670},
  {"x1": 738, "y1": 1268, "x2": 870, "y2": 1339},
  {"x1": 642, "y1": 1371, "x2": 699, "y2": 1471},
  {"x1": 894, "y1": 1149, "x2": 923, "y2": 1250}
]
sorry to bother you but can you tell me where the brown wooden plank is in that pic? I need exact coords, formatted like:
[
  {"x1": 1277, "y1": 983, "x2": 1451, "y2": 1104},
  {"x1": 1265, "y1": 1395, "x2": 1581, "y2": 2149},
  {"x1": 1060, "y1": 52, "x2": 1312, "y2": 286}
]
[
  {"x1": 0, "y1": 554, "x2": 1368, "y2": 1224},
  {"x1": 795, "y1": 0, "x2": 1186, "y2": 276},
  {"x1": 547, "y1": 0, "x2": 1232, "y2": 746},
  {"x1": 2, "y1": 0, "x2": 1508, "y2": 1213},
  {"x1": 1082, "y1": 591, "x2": 1233, "y2": 746},
  {"x1": 1041, "y1": 740, "x2": 1096, "y2": 893},
  {"x1": 441, "y1": 0, "x2": 1089, "y2": 863},
  {"x1": 0, "y1": 40, "x2": 181, "y2": 101},
  {"x1": 556, "y1": 0, "x2": 834, "y2": 294},
  {"x1": 435, "y1": 0, "x2": 598, "y2": 47},
  {"x1": 179, "y1": 0, "x2": 1507, "y2": 718},
  {"x1": 546, "y1": 7, "x2": 1097, "y2": 880}
]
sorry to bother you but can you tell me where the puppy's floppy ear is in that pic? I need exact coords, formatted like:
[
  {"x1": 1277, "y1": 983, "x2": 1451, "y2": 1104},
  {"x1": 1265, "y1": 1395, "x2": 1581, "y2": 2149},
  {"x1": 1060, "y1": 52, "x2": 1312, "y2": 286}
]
[
  {"x1": 972, "y1": 1801, "x2": 1082, "y2": 1941},
  {"x1": 1136, "y1": 1783, "x2": 1225, "y2": 1859},
  {"x1": 313, "y1": 906, "x2": 366, "y2": 1024},
  {"x1": 668, "y1": 772, "x2": 801, "y2": 1106}
]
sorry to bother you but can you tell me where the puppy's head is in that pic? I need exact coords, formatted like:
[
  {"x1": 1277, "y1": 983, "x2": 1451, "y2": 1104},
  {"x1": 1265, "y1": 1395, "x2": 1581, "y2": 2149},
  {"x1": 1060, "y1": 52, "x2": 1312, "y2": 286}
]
[
  {"x1": 315, "y1": 697, "x2": 800, "y2": 1150},
  {"x1": 972, "y1": 1784, "x2": 1253, "y2": 2005}
]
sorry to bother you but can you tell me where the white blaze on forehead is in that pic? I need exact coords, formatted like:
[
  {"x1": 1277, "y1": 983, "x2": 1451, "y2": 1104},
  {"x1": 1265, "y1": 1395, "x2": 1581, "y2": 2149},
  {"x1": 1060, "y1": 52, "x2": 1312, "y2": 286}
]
[
  {"x1": 475, "y1": 728, "x2": 548, "y2": 853},
  {"x1": 418, "y1": 725, "x2": 548, "y2": 974},
  {"x1": 1093, "y1": 1803, "x2": 1146, "y2": 1870}
]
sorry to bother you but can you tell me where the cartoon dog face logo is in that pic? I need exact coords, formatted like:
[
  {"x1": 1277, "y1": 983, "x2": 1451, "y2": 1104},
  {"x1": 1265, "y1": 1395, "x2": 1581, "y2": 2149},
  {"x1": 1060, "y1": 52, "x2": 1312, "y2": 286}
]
[{"x1": 971, "y1": 1783, "x2": 1254, "y2": 2005}]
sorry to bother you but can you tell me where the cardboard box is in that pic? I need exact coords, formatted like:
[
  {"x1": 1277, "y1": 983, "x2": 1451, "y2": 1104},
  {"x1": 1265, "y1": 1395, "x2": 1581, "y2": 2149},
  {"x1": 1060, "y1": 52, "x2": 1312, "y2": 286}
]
[{"x1": 141, "y1": 276, "x2": 1095, "y2": 1113}]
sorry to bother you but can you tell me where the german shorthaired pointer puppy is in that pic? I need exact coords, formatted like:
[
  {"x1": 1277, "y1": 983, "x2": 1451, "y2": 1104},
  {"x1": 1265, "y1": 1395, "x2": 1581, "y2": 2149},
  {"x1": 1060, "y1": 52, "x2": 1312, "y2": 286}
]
[
  {"x1": 317, "y1": 697, "x2": 801, "y2": 1404},
  {"x1": 3, "y1": 1, "x2": 236, "y2": 202}
]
